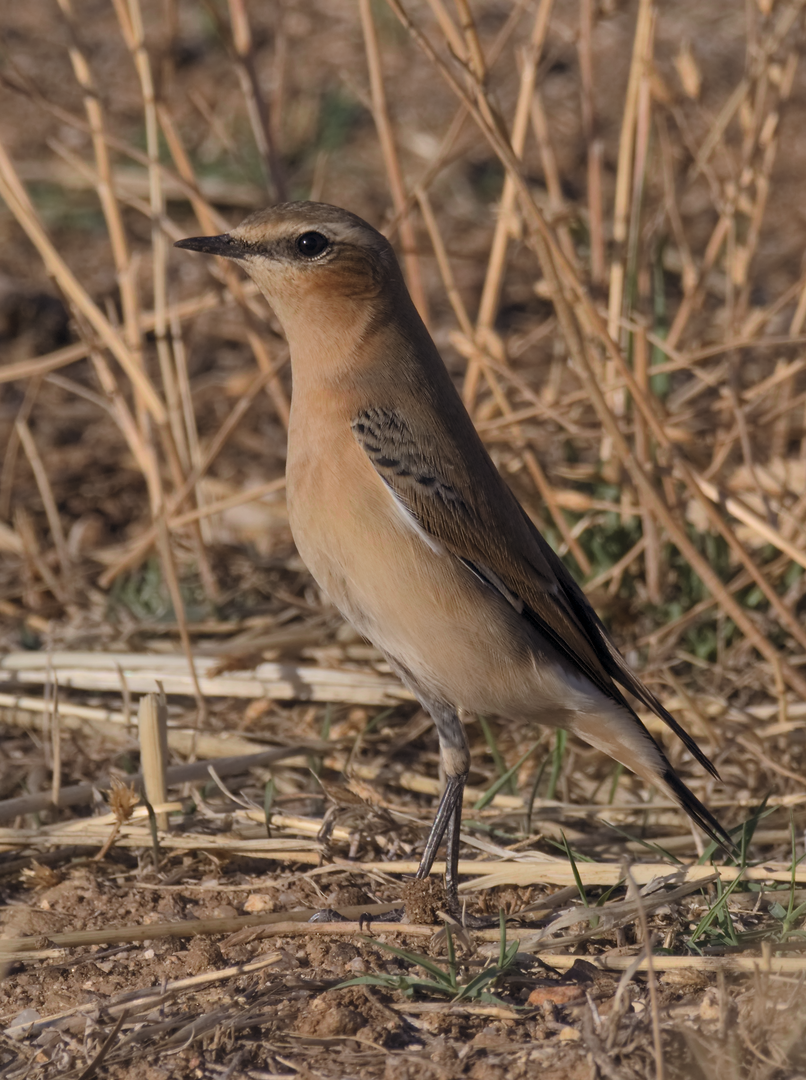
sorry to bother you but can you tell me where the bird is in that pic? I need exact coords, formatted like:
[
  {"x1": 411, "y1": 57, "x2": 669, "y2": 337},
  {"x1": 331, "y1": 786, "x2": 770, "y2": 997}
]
[{"x1": 176, "y1": 202, "x2": 731, "y2": 908}]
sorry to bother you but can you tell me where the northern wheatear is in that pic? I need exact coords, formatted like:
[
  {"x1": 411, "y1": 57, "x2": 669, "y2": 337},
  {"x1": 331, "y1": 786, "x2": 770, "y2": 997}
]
[{"x1": 176, "y1": 202, "x2": 731, "y2": 905}]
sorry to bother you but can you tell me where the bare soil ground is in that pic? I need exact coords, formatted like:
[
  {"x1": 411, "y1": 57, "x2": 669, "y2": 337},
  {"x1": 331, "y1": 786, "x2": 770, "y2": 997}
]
[{"x1": 2, "y1": 1, "x2": 806, "y2": 1077}]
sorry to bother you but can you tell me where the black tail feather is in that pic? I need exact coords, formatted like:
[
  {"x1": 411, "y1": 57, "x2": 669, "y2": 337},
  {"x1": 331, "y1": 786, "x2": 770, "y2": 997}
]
[{"x1": 662, "y1": 767, "x2": 736, "y2": 853}]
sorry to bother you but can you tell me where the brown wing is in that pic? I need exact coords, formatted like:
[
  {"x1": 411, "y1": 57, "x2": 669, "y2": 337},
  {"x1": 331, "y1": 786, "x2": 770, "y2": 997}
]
[{"x1": 352, "y1": 404, "x2": 718, "y2": 780}]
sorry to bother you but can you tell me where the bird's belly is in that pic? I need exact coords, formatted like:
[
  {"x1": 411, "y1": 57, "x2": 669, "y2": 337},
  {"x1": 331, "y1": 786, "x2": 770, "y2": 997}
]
[{"x1": 288, "y1": 452, "x2": 567, "y2": 718}]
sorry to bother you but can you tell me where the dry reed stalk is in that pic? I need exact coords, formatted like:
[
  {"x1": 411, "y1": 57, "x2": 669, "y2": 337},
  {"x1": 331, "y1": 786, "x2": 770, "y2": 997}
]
[
  {"x1": 460, "y1": 861, "x2": 806, "y2": 891},
  {"x1": 157, "y1": 102, "x2": 291, "y2": 429},
  {"x1": 0, "y1": 692, "x2": 123, "y2": 732},
  {"x1": 0, "y1": 915, "x2": 397, "y2": 964},
  {"x1": 577, "y1": 0, "x2": 604, "y2": 285},
  {"x1": 0, "y1": 690, "x2": 272, "y2": 760},
  {"x1": 665, "y1": 214, "x2": 731, "y2": 351},
  {"x1": 227, "y1": 0, "x2": 285, "y2": 201},
  {"x1": 137, "y1": 692, "x2": 169, "y2": 830},
  {"x1": 0, "y1": 377, "x2": 40, "y2": 522},
  {"x1": 417, "y1": 183, "x2": 592, "y2": 572},
  {"x1": 13, "y1": 506, "x2": 66, "y2": 604},
  {"x1": 155, "y1": 514, "x2": 208, "y2": 723},
  {"x1": 691, "y1": 1, "x2": 802, "y2": 180},
  {"x1": 584, "y1": 536, "x2": 647, "y2": 596},
  {"x1": 4, "y1": 955, "x2": 286, "y2": 1034},
  {"x1": 522, "y1": 450, "x2": 591, "y2": 574},
  {"x1": 582, "y1": 299, "x2": 806, "y2": 666},
  {"x1": 692, "y1": 473, "x2": 806, "y2": 572},
  {"x1": 735, "y1": 51, "x2": 799, "y2": 322},
  {"x1": 463, "y1": 0, "x2": 553, "y2": 412},
  {"x1": 14, "y1": 419, "x2": 71, "y2": 580},
  {"x1": 627, "y1": 865, "x2": 665, "y2": 1080},
  {"x1": 415, "y1": 187, "x2": 474, "y2": 339},
  {"x1": 168, "y1": 310, "x2": 210, "y2": 546},
  {"x1": 359, "y1": 0, "x2": 429, "y2": 324},
  {"x1": 0, "y1": 650, "x2": 416, "y2": 706},
  {"x1": 0, "y1": 527, "x2": 23, "y2": 556},
  {"x1": 383, "y1": 0, "x2": 529, "y2": 247},
  {"x1": 87, "y1": 347, "x2": 162, "y2": 504},
  {"x1": 759, "y1": 56, "x2": 799, "y2": 459},
  {"x1": 420, "y1": 0, "x2": 462, "y2": 55},
  {"x1": 0, "y1": 139, "x2": 165, "y2": 422},
  {"x1": 0, "y1": 744, "x2": 321, "y2": 822},
  {"x1": 113, "y1": 0, "x2": 219, "y2": 644},
  {"x1": 667, "y1": 5, "x2": 802, "y2": 348},
  {"x1": 15, "y1": 154, "x2": 264, "y2": 207},
  {"x1": 606, "y1": 0, "x2": 654, "y2": 350},
  {"x1": 534, "y1": 221, "x2": 793, "y2": 696},
  {"x1": 656, "y1": 110, "x2": 697, "y2": 295},
  {"x1": 164, "y1": 476, "x2": 286, "y2": 532},
  {"x1": 510, "y1": 179, "x2": 806, "y2": 663},
  {"x1": 46, "y1": 670, "x2": 61, "y2": 809},
  {"x1": 317, "y1": 756, "x2": 802, "y2": 821},
  {"x1": 528, "y1": 90, "x2": 577, "y2": 269},
  {"x1": 55, "y1": 0, "x2": 144, "y2": 380},
  {"x1": 633, "y1": 324, "x2": 662, "y2": 604},
  {"x1": 97, "y1": 369, "x2": 277, "y2": 586},
  {"x1": 0, "y1": 288, "x2": 258, "y2": 388}
]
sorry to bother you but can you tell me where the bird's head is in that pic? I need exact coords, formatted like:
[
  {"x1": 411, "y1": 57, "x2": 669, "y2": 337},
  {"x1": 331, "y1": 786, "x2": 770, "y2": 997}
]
[
  {"x1": 176, "y1": 202, "x2": 402, "y2": 329},
  {"x1": 176, "y1": 202, "x2": 436, "y2": 394}
]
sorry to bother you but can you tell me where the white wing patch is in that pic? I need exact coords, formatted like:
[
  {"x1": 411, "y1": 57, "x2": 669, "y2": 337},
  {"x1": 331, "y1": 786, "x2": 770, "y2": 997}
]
[
  {"x1": 459, "y1": 557, "x2": 524, "y2": 614},
  {"x1": 475, "y1": 562, "x2": 525, "y2": 614},
  {"x1": 380, "y1": 477, "x2": 445, "y2": 556}
]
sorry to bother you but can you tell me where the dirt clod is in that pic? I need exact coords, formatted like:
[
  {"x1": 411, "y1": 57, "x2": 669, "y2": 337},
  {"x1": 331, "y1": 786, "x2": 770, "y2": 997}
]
[
  {"x1": 184, "y1": 935, "x2": 224, "y2": 974},
  {"x1": 527, "y1": 983, "x2": 585, "y2": 1007},
  {"x1": 402, "y1": 877, "x2": 448, "y2": 924}
]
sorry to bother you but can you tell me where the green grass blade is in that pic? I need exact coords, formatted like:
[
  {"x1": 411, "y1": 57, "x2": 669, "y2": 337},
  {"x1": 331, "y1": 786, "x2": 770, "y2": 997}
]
[
  {"x1": 473, "y1": 739, "x2": 542, "y2": 811},
  {"x1": 546, "y1": 730, "x2": 567, "y2": 801}
]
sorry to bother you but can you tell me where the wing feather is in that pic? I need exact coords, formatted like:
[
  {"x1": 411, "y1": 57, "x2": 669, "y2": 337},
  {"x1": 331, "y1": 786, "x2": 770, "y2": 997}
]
[{"x1": 352, "y1": 404, "x2": 719, "y2": 780}]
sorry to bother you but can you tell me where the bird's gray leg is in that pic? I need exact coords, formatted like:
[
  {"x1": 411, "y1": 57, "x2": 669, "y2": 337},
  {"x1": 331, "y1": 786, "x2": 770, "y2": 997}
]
[
  {"x1": 381, "y1": 657, "x2": 469, "y2": 909},
  {"x1": 313, "y1": 654, "x2": 479, "y2": 923},
  {"x1": 414, "y1": 703, "x2": 470, "y2": 909}
]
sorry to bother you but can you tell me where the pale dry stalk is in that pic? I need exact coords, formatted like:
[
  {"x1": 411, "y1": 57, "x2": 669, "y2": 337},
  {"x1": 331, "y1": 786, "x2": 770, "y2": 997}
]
[
  {"x1": 227, "y1": 0, "x2": 286, "y2": 201},
  {"x1": 0, "y1": 139, "x2": 165, "y2": 423},
  {"x1": 157, "y1": 102, "x2": 291, "y2": 429},
  {"x1": 138, "y1": 693, "x2": 169, "y2": 831},
  {"x1": 529, "y1": 90, "x2": 577, "y2": 269},
  {"x1": 464, "y1": 0, "x2": 554, "y2": 413},
  {"x1": 111, "y1": 0, "x2": 216, "y2": 675},
  {"x1": 14, "y1": 420, "x2": 71, "y2": 581},
  {"x1": 97, "y1": 370, "x2": 277, "y2": 587},
  {"x1": 577, "y1": 0, "x2": 604, "y2": 284},
  {"x1": 55, "y1": 0, "x2": 144, "y2": 385},
  {"x1": 633, "y1": 325, "x2": 662, "y2": 604},
  {"x1": 416, "y1": 187, "x2": 591, "y2": 573},
  {"x1": 359, "y1": 0, "x2": 430, "y2": 324}
]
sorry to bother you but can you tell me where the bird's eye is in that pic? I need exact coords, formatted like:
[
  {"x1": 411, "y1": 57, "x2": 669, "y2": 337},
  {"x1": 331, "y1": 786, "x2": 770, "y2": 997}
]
[{"x1": 296, "y1": 231, "x2": 330, "y2": 258}]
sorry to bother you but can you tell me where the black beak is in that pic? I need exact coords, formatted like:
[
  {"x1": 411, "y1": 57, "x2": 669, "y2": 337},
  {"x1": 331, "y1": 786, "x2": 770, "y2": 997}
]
[{"x1": 174, "y1": 233, "x2": 244, "y2": 258}]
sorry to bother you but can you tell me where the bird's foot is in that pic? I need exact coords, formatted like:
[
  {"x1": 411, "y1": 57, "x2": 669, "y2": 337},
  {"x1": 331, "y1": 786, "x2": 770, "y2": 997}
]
[
  {"x1": 307, "y1": 902, "x2": 404, "y2": 927},
  {"x1": 307, "y1": 908, "x2": 351, "y2": 924}
]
